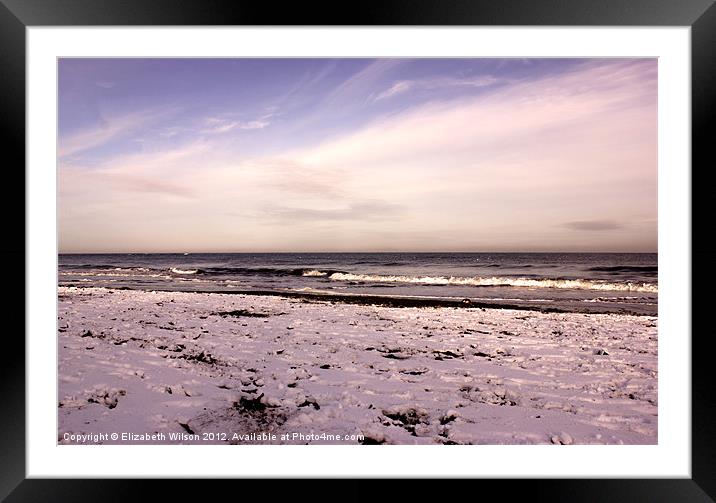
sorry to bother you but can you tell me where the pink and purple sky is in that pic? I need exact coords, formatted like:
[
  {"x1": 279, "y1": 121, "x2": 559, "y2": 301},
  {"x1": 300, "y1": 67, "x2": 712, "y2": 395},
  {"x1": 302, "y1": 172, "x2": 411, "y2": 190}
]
[{"x1": 58, "y1": 58, "x2": 657, "y2": 253}]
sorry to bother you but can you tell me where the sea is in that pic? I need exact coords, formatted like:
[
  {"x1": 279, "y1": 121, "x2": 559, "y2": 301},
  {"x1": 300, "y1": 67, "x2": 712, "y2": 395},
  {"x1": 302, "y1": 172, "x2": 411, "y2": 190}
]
[{"x1": 58, "y1": 252, "x2": 658, "y2": 315}]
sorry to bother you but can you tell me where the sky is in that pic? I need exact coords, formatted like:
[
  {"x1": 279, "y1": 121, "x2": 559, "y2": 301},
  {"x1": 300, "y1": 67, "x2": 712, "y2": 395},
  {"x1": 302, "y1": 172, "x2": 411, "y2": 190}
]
[{"x1": 58, "y1": 58, "x2": 657, "y2": 253}]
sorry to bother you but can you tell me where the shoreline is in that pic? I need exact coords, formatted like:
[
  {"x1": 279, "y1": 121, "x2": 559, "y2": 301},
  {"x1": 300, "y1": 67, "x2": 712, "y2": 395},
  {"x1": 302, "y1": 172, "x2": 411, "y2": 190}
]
[
  {"x1": 58, "y1": 286, "x2": 658, "y2": 445},
  {"x1": 60, "y1": 284, "x2": 657, "y2": 316}
]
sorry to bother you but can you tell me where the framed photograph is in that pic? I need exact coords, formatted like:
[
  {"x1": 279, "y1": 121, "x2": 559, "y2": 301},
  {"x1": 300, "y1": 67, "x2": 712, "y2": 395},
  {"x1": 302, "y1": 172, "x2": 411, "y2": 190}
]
[{"x1": 7, "y1": 0, "x2": 715, "y2": 499}]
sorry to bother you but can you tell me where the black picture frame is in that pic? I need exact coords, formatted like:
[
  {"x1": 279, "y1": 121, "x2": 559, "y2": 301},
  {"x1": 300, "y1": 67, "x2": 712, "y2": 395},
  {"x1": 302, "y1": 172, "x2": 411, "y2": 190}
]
[{"x1": 4, "y1": 0, "x2": 714, "y2": 500}]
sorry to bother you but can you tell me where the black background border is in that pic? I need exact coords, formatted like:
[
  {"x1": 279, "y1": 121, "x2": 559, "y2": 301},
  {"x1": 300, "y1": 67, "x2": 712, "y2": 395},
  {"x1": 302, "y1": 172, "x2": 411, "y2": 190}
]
[{"x1": 3, "y1": 0, "x2": 714, "y2": 501}]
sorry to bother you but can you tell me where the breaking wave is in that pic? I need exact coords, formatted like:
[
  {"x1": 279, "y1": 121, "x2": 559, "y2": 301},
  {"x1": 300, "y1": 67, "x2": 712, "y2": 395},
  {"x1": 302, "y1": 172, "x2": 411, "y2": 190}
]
[
  {"x1": 194, "y1": 266, "x2": 346, "y2": 277},
  {"x1": 302, "y1": 269, "x2": 328, "y2": 277},
  {"x1": 327, "y1": 272, "x2": 658, "y2": 293},
  {"x1": 170, "y1": 268, "x2": 198, "y2": 275}
]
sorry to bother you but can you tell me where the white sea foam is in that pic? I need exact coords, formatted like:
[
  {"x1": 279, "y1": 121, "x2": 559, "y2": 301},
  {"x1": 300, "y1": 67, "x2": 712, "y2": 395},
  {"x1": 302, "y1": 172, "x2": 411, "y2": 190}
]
[
  {"x1": 328, "y1": 273, "x2": 658, "y2": 293},
  {"x1": 302, "y1": 270, "x2": 328, "y2": 277},
  {"x1": 170, "y1": 268, "x2": 198, "y2": 275},
  {"x1": 176, "y1": 277, "x2": 212, "y2": 283}
]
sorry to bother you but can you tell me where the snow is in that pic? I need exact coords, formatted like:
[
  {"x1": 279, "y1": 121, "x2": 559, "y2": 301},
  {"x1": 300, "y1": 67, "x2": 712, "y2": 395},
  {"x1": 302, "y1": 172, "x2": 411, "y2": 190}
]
[{"x1": 57, "y1": 286, "x2": 658, "y2": 445}]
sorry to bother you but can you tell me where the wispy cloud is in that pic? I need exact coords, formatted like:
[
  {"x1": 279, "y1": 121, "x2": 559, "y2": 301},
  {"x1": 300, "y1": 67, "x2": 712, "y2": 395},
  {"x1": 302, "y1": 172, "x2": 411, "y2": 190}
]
[
  {"x1": 373, "y1": 81, "x2": 412, "y2": 101},
  {"x1": 202, "y1": 116, "x2": 271, "y2": 134},
  {"x1": 59, "y1": 108, "x2": 173, "y2": 158},
  {"x1": 372, "y1": 75, "x2": 502, "y2": 102},
  {"x1": 323, "y1": 59, "x2": 404, "y2": 107},
  {"x1": 59, "y1": 140, "x2": 209, "y2": 199},
  {"x1": 263, "y1": 200, "x2": 402, "y2": 222},
  {"x1": 158, "y1": 126, "x2": 186, "y2": 138},
  {"x1": 243, "y1": 158, "x2": 347, "y2": 198},
  {"x1": 264, "y1": 62, "x2": 339, "y2": 113},
  {"x1": 61, "y1": 169, "x2": 196, "y2": 198}
]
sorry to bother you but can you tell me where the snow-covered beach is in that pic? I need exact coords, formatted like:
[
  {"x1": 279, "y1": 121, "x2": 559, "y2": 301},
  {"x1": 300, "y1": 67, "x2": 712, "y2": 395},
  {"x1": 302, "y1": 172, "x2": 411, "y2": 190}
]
[{"x1": 58, "y1": 286, "x2": 657, "y2": 445}]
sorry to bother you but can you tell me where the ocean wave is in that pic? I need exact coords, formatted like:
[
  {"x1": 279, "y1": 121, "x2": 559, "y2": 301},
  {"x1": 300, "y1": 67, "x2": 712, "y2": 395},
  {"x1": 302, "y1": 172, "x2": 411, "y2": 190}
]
[
  {"x1": 170, "y1": 268, "x2": 198, "y2": 275},
  {"x1": 60, "y1": 265, "x2": 154, "y2": 273},
  {"x1": 327, "y1": 273, "x2": 658, "y2": 293},
  {"x1": 302, "y1": 270, "x2": 328, "y2": 277},
  {"x1": 61, "y1": 264, "x2": 123, "y2": 270},
  {"x1": 587, "y1": 265, "x2": 658, "y2": 273},
  {"x1": 196, "y1": 266, "x2": 344, "y2": 277},
  {"x1": 59, "y1": 271, "x2": 168, "y2": 278}
]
